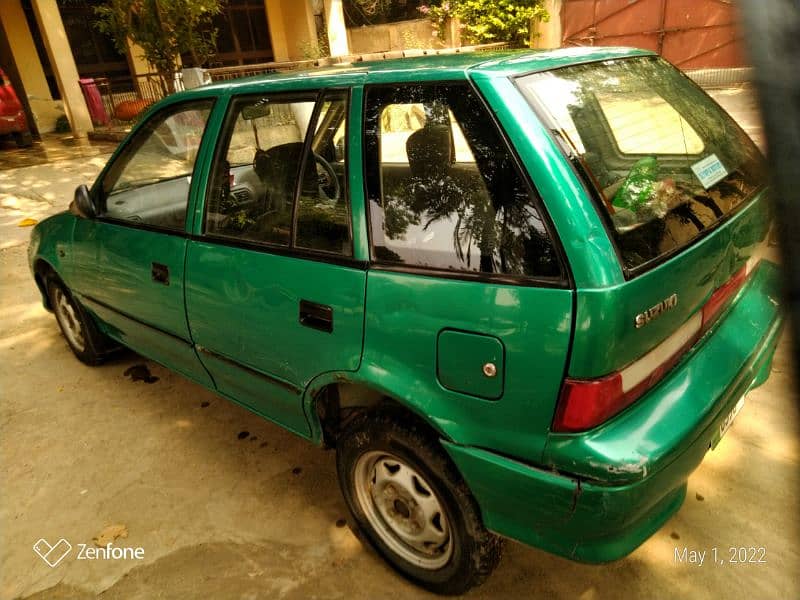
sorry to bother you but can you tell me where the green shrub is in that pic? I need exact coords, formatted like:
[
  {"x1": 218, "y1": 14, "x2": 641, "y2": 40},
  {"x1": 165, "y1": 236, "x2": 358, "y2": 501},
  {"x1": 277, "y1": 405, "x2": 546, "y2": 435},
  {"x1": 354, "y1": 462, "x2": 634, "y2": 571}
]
[
  {"x1": 55, "y1": 115, "x2": 71, "y2": 133},
  {"x1": 419, "y1": 0, "x2": 549, "y2": 47}
]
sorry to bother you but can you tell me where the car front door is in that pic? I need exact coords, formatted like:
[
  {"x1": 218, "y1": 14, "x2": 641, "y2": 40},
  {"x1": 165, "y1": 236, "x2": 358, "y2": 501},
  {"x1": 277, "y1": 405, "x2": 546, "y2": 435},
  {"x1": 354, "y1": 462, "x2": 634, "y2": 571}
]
[
  {"x1": 184, "y1": 89, "x2": 366, "y2": 437},
  {"x1": 71, "y1": 99, "x2": 216, "y2": 386}
]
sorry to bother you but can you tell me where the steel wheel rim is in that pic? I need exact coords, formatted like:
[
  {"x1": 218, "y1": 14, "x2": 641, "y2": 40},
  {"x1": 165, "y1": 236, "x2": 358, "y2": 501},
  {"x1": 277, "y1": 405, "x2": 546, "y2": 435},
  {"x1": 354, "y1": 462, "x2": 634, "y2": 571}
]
[
  {"x1": 53, "y1": 287, "x2": 85, "y2": 352},
  {"x1": 353, "y1": 450, "x2": 453, "y2": 569}
]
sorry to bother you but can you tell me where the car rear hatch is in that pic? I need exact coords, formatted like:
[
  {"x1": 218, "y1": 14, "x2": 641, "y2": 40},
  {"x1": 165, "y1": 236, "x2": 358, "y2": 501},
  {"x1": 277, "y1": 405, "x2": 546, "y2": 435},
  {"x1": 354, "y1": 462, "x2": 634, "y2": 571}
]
[{"x1": 517, "y1": 56, "x2": 777, "y2": 447}]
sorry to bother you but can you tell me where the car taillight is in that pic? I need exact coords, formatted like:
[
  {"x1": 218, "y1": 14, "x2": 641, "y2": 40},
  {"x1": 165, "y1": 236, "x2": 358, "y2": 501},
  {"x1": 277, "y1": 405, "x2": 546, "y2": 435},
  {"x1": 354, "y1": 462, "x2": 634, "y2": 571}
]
[
  {"x1": 702, "y1": 265, "x2": 747, "y2": 328},
  {"x1": 553, "y1": 259, "x2": 759, "y2": 433}
]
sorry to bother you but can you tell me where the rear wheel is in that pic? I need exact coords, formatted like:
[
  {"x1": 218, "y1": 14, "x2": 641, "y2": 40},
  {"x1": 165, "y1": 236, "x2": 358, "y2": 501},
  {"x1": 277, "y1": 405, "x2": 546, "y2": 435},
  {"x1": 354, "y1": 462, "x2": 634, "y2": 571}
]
[
  {"x1": 336, "y1": 411, "x2": 502, "y2": 595},
  {"x1": 48, "y1": 279, "x2": 111, "y2": 365},
  {"x1": 13, "y1": 131, "x2": 33, "y2": 147}
]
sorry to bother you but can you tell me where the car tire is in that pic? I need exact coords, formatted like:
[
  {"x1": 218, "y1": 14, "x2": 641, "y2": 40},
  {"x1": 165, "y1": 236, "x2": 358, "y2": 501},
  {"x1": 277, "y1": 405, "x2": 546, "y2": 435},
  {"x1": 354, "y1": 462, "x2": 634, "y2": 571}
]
[
  {"x1": 13, "y1": 131, "x2": 33, "y2": 148},
  {"x1": 47, "y1": 278, "x2": 111, "y2": 365},
  {"x1": 336, "y1": 410, "x2": 503, "y2": 595}
]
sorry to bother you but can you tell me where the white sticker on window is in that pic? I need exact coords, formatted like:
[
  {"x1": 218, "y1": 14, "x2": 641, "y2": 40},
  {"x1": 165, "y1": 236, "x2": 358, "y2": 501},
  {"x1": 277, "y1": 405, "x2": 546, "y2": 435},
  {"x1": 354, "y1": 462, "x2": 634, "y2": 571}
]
[{"x1": 691, "y1": 154, "x2": 728, "y2": 189}]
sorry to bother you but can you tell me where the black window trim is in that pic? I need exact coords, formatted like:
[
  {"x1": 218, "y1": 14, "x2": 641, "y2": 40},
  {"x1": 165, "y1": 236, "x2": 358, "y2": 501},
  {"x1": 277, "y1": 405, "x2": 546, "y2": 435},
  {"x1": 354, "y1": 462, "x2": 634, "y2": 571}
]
[
  {"x1": 361, "y1": 79, "x2": 572, "y2": 290},
  {"x1": 93, "y1": 97, "x2": 218, "y2": 236},
  {"x1": 513, "y1": 55, "x2": 767, "y2": 280},
  {"x1": 292, "y1": 88, "x2": 354, "y2": 254},
  {"x1": 199, "y1": 88, "x2": 359, "y2": 262}
]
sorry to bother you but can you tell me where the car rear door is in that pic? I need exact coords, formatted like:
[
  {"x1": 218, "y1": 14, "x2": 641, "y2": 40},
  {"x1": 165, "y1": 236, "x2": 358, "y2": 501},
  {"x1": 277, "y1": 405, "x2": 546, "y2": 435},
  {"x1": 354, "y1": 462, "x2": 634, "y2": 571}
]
[{"x1": 184, "y1": 88, "x2": 365, "y2": 438}]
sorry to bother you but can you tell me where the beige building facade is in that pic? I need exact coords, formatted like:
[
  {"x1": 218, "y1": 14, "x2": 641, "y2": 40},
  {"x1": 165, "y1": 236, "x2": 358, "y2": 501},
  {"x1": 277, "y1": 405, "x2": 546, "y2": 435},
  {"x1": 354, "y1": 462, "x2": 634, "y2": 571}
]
[
  {"x1": 0, "y1": 0, "x2": 341, "y2": 138},
  {"x1": 0, "y1": 0, "x2": 561, "y2": 140}
]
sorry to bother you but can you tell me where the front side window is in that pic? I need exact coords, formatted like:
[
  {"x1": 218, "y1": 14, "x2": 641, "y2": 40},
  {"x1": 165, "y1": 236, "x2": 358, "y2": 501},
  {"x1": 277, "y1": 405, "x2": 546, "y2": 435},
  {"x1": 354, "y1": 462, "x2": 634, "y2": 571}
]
[
  {"x1": 99, "y1": 100, "x2": 213, "y2": 230},
  {"x1": 364, "y1": 84, "x2": 561, "y2": 279},
  {"x1": 518, "y1": 56, "x2": 767, "y2": 272},
  {"x1": 205, "y1": 91, "x2": 351, "y2": 255}
]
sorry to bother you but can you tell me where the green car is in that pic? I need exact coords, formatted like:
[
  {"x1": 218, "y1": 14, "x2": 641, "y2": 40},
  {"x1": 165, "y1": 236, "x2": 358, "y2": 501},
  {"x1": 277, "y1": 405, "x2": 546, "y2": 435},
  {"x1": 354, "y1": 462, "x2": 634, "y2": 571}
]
[{"x1": 28, "y1": 48, "x2": 782, "y2": 594}]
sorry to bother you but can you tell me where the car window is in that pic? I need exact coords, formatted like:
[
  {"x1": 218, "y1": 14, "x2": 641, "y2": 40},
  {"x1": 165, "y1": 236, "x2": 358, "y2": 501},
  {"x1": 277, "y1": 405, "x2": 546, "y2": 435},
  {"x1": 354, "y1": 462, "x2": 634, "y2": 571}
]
[
  {"x1": 380, "y1": 104, "x2": 473, "y2": 163},
  {"x1": 518, "y1": 56, "x2": 766, "y2": 272},
  {"x1": 205, "y1": 96, "x2": 315, "y2": 245},
  {"x1": 596, "y1": 92, "x2": 704, "y2": 155},
  {"x1": 205, "y1": 92, "x2": 352, "y2": 255},
  {"x1": 99, "y1": 101, "x2": 213, "y2": 230},
  {"x1": 364, "y1": 84, "x2": 561, "y2": 279}
]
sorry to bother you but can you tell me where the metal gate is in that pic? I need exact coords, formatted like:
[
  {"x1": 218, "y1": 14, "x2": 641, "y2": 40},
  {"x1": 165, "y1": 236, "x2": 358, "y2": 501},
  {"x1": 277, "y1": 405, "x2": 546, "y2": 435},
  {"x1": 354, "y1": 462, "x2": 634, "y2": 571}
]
[{"x1": 561, "y1": 0, "x2": 746, "y2": 69}]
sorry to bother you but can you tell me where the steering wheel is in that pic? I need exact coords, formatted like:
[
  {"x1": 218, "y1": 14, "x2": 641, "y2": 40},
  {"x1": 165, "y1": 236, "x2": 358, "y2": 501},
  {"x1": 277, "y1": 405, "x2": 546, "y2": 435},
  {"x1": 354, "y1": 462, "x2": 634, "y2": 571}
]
[{"x1": 313, "y1": 152, "x2": 341, "y2": 201}]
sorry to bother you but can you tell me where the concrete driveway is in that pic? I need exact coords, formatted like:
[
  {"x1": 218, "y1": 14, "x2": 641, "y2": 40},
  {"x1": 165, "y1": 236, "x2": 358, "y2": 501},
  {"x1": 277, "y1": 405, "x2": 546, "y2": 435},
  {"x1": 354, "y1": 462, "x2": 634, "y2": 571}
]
[{"x1": 1, "y1": 92, "x2": 798, "y2": 600}]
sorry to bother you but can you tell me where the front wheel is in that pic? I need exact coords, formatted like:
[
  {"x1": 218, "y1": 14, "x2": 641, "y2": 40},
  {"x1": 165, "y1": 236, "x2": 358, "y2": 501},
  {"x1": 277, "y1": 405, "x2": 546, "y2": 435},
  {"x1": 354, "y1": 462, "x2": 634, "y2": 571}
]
[
  {"x1": 48, "y1": 279, "x2": 112, "y2": 365},
  {"x1": 336, "y1": 412, "x2": 502, "y2": 595}
]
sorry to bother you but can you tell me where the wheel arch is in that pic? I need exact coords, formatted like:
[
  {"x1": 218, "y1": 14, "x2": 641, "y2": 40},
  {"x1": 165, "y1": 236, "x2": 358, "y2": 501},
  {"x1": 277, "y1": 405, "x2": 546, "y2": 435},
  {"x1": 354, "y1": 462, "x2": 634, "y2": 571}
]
[
  {"x1": 33, "y1": 258, "x2": 58, "y2": 310},
  {"x1": 303, "y1": 367, "x2": 454, "y2": 449}
]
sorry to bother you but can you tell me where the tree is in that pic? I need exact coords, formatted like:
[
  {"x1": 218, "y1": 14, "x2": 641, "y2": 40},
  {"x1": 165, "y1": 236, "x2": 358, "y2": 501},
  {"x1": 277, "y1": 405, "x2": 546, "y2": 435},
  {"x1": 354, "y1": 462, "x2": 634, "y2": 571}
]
[
  {"x1": 94, "y1": 0, "x2": 224, "y2": 94},
  {"x1": 419, "y1": 0, "x2": 549, "y2": 47}
]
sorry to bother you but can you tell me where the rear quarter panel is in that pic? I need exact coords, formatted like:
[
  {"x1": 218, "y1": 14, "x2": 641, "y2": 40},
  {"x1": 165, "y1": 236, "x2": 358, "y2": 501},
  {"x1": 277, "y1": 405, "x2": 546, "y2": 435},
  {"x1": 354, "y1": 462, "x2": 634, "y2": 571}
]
[
  {"x1": 360, "y1": 271, "x2": 573, "y2": 464},
  {"x1": 472, "y1": 73, "x2": 621, "y2": 289}
]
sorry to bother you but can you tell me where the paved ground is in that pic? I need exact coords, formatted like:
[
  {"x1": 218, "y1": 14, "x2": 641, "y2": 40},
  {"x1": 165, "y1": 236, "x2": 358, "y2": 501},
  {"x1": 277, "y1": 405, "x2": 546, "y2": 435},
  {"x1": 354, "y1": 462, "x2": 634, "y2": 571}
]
[
  {"x1": 1, "y1": 90, "x2": 798, "y2": 600},
  {"x1": 0, "y1": 135, "x2": 118, "y2": 252}
]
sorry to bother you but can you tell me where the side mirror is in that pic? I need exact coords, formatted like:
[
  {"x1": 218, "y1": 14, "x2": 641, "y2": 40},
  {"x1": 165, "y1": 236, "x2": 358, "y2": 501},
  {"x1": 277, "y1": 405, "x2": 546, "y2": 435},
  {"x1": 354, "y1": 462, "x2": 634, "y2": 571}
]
[{"x1": 70, "y1": 184, "x2": 96, "y2": 219}]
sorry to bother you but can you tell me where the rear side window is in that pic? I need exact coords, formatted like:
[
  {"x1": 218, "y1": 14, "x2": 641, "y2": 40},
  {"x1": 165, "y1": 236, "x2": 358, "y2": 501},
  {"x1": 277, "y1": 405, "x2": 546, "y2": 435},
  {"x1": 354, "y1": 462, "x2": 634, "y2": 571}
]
[
  {"x1": 364, "y1": 83, "x2": 561, "y2": 279},
  {"x1": 206, "y1": 96, "x2": 316, "y2": 246},
  {"x1": 518, "y1": 56, "x2": 767, "y2": 272}
]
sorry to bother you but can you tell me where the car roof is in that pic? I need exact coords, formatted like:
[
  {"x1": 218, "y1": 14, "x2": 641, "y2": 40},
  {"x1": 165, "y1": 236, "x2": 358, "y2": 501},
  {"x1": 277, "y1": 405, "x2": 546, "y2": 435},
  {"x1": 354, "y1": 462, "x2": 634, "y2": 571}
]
[{"x1": 180, "y1": 46, "x2": 655, "y2": 98}]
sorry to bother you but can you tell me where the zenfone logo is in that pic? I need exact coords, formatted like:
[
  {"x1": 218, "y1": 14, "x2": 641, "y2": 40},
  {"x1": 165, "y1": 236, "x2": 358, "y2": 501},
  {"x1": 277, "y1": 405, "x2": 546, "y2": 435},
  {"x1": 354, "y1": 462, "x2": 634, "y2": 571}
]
[
  {"x1": 33, "y1": 538, "x2": 72, "y2": 567},
  {"x1": 34, "y1": 537, "x2": 145, "y2": 567}
]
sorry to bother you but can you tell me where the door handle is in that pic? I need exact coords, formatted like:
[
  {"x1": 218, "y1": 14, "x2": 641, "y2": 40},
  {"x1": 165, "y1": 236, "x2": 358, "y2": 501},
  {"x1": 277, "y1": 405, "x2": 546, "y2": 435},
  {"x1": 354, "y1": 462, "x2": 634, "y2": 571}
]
[
  {"x1": 299, "y1": 300, "x2": 333, "y2": 333},
  {"x1": 151, "y1": 262, "x2": 169, "y2": 285}
]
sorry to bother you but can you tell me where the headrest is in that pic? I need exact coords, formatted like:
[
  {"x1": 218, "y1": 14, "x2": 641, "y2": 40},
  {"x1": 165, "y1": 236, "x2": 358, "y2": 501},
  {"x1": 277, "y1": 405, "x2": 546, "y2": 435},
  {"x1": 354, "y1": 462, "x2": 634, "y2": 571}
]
[
  {"x1": 253, "y1": 142, "x2": 305, "y2": 181},
  {"x1": 406, "y1": 124, "x2": 452, "y2": 178}
]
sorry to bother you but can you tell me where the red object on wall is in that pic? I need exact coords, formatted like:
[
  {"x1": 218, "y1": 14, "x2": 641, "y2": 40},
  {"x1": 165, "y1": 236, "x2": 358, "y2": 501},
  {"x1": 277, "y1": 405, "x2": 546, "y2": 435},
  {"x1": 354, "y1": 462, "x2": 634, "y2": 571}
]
[
  {"x1": 78, "y1": 78, "x2": 110, "y2": 126},
  {"x1": 561, "y1": 0, "x2": 746, "y2": 69},
  {"x1": 113, "y1": 99, "x2": 153, "y2": 122}
]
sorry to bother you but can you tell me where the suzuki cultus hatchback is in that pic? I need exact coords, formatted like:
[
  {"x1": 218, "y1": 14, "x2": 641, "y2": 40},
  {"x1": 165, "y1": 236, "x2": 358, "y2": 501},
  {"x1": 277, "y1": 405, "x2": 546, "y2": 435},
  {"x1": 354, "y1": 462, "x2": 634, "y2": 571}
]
[{"x1": 29, "y1": 48, "x2": 782, "y2": 594}]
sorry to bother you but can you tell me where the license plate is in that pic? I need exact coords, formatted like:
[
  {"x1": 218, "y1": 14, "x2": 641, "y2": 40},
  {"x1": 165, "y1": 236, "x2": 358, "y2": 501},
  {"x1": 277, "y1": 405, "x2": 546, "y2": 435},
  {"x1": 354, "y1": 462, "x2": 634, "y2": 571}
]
[{"x1": 713, "y1": 396, "x2": 745, "y2": 448}]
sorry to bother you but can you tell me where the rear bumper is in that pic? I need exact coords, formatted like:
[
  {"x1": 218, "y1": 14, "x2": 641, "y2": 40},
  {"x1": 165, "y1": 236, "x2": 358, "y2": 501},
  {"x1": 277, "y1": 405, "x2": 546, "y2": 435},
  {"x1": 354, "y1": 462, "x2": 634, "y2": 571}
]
[{"x1": 443, "y1": 260, "x2": 783, "y2": 562}]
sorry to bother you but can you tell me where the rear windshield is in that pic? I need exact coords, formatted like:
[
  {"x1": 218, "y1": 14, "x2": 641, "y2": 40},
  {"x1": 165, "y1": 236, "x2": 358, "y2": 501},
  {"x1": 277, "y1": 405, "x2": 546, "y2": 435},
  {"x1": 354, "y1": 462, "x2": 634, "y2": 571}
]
[{"x1": 517, "y1": 56, "x2": 766, "y2": 273}]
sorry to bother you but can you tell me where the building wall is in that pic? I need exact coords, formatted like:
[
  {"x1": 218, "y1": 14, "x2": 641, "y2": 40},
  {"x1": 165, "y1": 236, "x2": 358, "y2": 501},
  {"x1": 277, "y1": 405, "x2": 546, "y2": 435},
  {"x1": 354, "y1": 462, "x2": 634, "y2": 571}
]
[
  {"x1": 1, "y1": 0, "x2": 335, "y2": 136},
  {"x1": 266, "y1": 0, "x2": 318, "y2": 61},
  {"x1": 346, "y1": 18, "x2": 443, "y2": 54},
  {"x1": 560, "y1": 0, "x2": 746, "y2": 68},
  {"x1": 0, "y1": 0, "x2": 63, "y2": 133}
]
